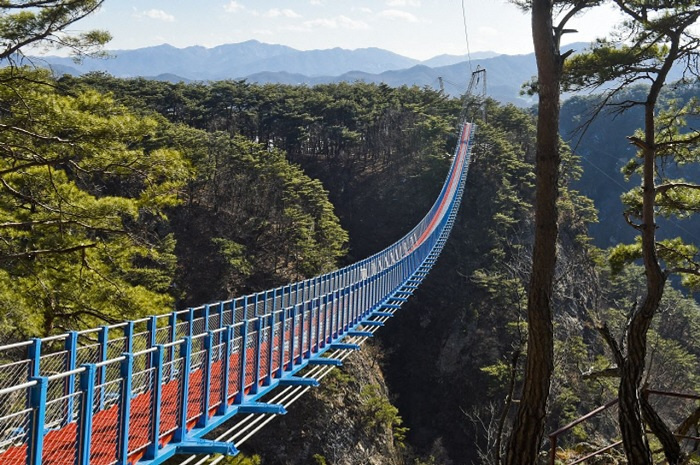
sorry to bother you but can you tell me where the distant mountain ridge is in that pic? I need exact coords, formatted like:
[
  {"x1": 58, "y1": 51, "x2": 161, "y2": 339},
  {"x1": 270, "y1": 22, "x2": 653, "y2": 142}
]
[
  {"x1": 37, "y1": 40, "x2": 421, "y2": 80},
  {"x1": 243, "y1": 52, "x2": 540, "y2": 106},
  {"x1": 32, "y1": 40, "x2": 609, "y2": 106}
]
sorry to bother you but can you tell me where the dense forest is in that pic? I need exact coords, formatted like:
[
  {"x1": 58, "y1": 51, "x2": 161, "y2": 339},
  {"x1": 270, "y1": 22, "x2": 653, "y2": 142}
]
[
  {"x1": 1, "y1": 1, "x2": 699, "y2": 465},
  {"x1": 2, "y1": 68, "x2": 698, "y2": 464}
]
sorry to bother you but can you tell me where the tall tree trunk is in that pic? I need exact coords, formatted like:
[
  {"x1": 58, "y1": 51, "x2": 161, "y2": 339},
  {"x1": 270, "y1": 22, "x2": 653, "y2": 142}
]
[
  {"x1": 617, "y1": 29, "x2": 681, "y2": 461},
  {"x1": 617, "y1": 103, "x2": 664, "y2": 464},
  {"x1": 505, "y1": 0, "x2": 560, "y2": 463}
]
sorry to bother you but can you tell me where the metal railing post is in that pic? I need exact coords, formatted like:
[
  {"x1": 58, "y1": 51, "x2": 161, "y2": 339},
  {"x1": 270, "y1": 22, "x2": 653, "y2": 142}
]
[
  {"x1": 217, "y1": 302, "x2": 225, "y2": 329},
  {"x1": 289, "y1": 305, "x2": 297, "y2": 368},
  {"x1": 123, "y1": 321, "x2": 134, "y2": 355},
  {"x1": 175, "y1": 337, "x2": 192, "y2": 441},
  {"x1": 203, "y1": 305, "x2": 211, "y2": 333},
  {"x1": 28, "y1": 338, "x2": 41, "y2": 379},
  {"x1": 235, "y1": 320, "x2": 248, "y2": 404},
  {"x1": 265, "y1": 315, "x2": 274, "y2": 385},
  {"x1": 306, "y1": 302, "x2": 313, "y2": 357},
  {"x1": 97, "y1": 326, "x2": 109, "y2": 410},
  {"x1": 296, "y1": 303, "x2": 305, "y2": 364},
  {"x1": 27, "y1": 376, "x2": 48, "y2": 465},
  {"x1": 278, "y1": 310, "x2": 287, "y2": 377},
  {"x1": 147, "y1": 316, "x2": 157, "y2": 369},
  {"x1": 197, "y1": 332, "x2": 213, "y2": 427},
  {"x1": 168, "y1": 312, "x2": 178, "y2": 366},
  {"x1": 320, "y1": 295, "x2": 328, "y2": 347},
  {"x1": 217, "y1": 326, "x2": 232, "y2": 414},
  {"x1": 77, "y1": 364, "x2": 96, "y2": 465},
  {"x1": 243, "y1": 295, "x2": 251, "y2": 321},
  {"x1": 313, "y1": 299, "x2": 321, "y2": 354},
  {"x1": 251, "y1": 318, "x2": 263, "y2": 395},
  {"x1": 145, "y1": 345, "x2": 165, "y2": 460},
  {"x1": 117, "y1": 353, "x2": 133, "y2": 465},
  {"x1": 65, "y1": 331, "x2": 78, "y2": 425},
  {"x1": 330, "y1": 290, "x2": 337, "y2": 340}
]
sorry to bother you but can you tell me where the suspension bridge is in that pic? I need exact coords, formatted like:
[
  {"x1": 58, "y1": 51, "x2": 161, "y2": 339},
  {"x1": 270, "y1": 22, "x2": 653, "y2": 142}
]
[{"x1": 0, "y1": 122, "x2": 476, "y2": 465}]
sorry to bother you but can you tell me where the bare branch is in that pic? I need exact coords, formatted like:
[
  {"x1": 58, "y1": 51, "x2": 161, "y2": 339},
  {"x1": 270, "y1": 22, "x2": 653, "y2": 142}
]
[
  {"x1": 655, "y1": 182, "x2": 700, "y2": 195},
  {"x1": 656, "y1": 132, "x2": 700, "y2": 150},
  {"x1": 0, "y1": 243, "x2": 96, "y2": 260},
  {"x1": 597, "y1": 323, "x2": 625, "y2": 367},
  {"x1": 623, "y1": 211, "x2": 642, "y2": 230},
  {"x1": 0, "y1": 123, "x2": 73, "y2": 144},
  {"x1": 581, "y1": 366, "x2": 620, "y2": 379}
]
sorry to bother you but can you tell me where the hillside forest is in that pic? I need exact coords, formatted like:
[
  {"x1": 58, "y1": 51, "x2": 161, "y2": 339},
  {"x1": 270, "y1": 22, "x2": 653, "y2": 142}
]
[{"x1": 0, "y1": 1, "x2": 699, "y2": 465}]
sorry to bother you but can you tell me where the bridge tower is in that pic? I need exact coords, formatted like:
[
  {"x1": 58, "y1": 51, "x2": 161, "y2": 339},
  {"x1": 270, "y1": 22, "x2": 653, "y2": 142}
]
[{"x1": 462, "y1": 65, "x2": 487, "y2": 123}]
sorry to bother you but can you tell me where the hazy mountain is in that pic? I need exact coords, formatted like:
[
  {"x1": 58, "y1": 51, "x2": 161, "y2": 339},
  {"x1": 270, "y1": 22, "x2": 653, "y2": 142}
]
[
  {"x1": 37, "y1": 40, "x2": 418, "y2": 80},
  {"x1": 420, "y1": 51, "x2": 501, "y2": 67},
  {"x1": 247, "y1": 53, "x2": 538, "y2": 107},
  {"x1": 40, "y1": 61, "x2": 82, "y2": 77},
  {"x1": 152, "y1": 73, "x2": 193, "y2": 84},
  {"x1": 41, "y1": 40, "x2": 682, "y2": 107},
  {"x1": 243, "y1": 47, "x2": 418, "y2": 76},
  {"x1": 37, "y1": 41, "x2": 293, "y2": 80}
]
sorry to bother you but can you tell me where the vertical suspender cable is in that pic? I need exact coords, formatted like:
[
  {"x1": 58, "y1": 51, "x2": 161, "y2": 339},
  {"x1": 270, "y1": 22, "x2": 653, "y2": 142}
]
[{"x1": 461, "y1": 0, "x2": 473, "y2": 73}]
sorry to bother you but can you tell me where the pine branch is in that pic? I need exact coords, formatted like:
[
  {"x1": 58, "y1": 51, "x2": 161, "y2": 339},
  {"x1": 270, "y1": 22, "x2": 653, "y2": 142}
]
[
  {"x1": 0, "y1": 243, "x2": 96, "y2": 260},
  {"x1": 655, "y1": 182, "x2": 700, "y2": 195}
]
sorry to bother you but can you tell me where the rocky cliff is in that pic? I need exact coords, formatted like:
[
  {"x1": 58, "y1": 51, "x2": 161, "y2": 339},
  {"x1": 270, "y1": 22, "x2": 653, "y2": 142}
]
[{"x1": 240, "y1": 343, "x2": 406, "y2": 465}]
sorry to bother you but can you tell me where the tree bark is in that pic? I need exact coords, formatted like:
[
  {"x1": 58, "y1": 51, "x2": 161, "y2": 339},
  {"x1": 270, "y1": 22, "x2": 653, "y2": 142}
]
[
  {"x1": 505, "y1": 0, "x2": 560, "y2": 463},
  {"x1": 640, "y1": 393, "x2": 683, "y2": 464},
  {"x1": 496, "y1": 349, "x2": 520, "y2": 465}
]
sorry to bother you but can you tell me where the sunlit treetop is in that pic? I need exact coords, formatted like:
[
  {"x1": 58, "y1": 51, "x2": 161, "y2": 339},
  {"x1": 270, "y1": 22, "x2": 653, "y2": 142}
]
[{"x1": 0, "y1": 0, "x2": 110, "y2": 61}]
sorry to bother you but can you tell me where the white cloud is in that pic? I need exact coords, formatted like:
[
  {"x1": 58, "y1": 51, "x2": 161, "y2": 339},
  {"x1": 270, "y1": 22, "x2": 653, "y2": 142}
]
[
  {"x1": 386, "y1": 0, "x2": 421, "y2": 7},
  {"x1": 265, "y1": 8, "x2": 302, "y2": 18},
  {"x1": 304, "y1": 18, "x2": 336, "y2": 28},
  {"x1": 337, "y1": 15, "x2": 369, "y2": 29},
  {"x1": 134, "y1": 9, "x2": 175, "y2": 22},
  {"x1": 478, "y1": 26, "x2": 498, "y2": 37},
  {"x1": 310, "y1": 0, "x2": 324, "y2": 5},
  {"x1": 285, "y1": 25, "x2": 313, "y2": 32},
  {"x1": 295, "y1": 15, "x2": 369, "y2": 31},
  {"x1": 223, "y1": 1, "x2": 244, "y2": 13},
  {"x1": 379, "y1": 9, "x2": 418, "y2": 22}
]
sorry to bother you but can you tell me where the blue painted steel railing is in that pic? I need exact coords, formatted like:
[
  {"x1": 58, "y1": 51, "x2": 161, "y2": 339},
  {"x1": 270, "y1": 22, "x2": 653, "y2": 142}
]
[{"x1": 0, "y1": 122, "x2": 475, "y2": 465}]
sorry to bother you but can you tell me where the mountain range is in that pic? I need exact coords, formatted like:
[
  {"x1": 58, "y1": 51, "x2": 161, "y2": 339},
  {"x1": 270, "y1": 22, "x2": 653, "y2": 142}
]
[{"x1": 29, "y1": 40, "x2": 592, "y2": 106}]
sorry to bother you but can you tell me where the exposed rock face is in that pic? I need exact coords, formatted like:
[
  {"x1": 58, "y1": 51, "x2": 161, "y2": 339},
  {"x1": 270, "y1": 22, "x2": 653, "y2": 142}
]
[{"x1": 240, "y1": 343, "x2": 405, "y2": 465}]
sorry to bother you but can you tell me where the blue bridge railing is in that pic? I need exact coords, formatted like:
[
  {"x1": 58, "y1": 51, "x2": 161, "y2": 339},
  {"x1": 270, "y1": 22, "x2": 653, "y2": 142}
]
[{"x1": 0, "y1": 122, "x2": 475, "y2": 465}]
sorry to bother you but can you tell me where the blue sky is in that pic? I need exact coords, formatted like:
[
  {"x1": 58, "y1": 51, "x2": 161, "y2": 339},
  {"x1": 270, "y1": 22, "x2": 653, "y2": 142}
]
[{"x1": 66, "y1": 1, "x2": 624, "y2": 60}]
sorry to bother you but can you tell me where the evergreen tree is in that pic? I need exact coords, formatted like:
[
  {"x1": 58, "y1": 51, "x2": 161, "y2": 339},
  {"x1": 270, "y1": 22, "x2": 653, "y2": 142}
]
[
  {"x1": 505, "y1": 2, "x2": 603, "y2": 464},
  {"x1": 0, "y1": 68, "x2": 188, "y2": 339},
  {"x1": 0, "y1": 0, "x2": 109, "y2": 61},
  {"x1": 564, "y1": 2, "x2": 700, "y2": 462}
]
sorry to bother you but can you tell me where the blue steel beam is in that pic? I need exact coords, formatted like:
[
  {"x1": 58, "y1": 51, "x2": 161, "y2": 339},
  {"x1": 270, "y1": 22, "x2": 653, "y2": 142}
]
[
  {"x1": 330, "y1": 343, "x2": 361, "y2": 351},
  {"x1": 278, "y1": 377, "x2": 320, "y2": 387},
  {"x1": 175, "y1": 439, "x2": 238, "y2": 456}
]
